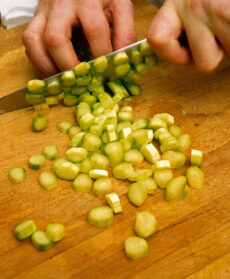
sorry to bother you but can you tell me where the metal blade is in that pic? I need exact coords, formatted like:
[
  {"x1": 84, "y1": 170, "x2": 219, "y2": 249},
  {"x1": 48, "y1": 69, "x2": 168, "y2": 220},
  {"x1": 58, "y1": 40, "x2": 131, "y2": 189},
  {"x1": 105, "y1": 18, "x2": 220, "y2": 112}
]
[{"x1": 0, "y1": 39, "x2": 147, "y2": 114}]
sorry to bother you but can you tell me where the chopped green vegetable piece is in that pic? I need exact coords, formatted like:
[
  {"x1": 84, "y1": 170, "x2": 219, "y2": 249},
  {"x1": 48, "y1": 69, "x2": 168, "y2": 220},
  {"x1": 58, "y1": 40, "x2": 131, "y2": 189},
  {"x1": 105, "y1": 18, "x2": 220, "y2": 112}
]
[
  {"x1": 76, "y1": 102, "x2": 91, "y2": 122},
  {"x1": 76, "y1": 75, "x2": 92, "y2": 87},
  {"x1": 25, "y1": 93, "x2": 45, "y2": 105},
  {"x1": 90, "y1": 153, "x2": 109, "y2": 169},
  {"x1": 80, "y1": 112, "x2": 95, "y2": 131},
  {"x1": 135, "y1": 63, "x2": 150, "y2": 75},
  {"x1": 14, "y1": 220, "x2": 36, "y2": 240},
  {"x1": 119, "y1": 138, "x2": 132, "y2": 152},
  {"x1": 145, "y1": 55, "x2": 157, "y2": 66},
  {"x1": 169, "y1": 124, "x2": 182, "y2": 138},
  {"x1": 27, "y1": 79, "x2": 46, "y2": 94},
  {"x1": 127, "y1": 67, "x2": 142, "y2": 81},
  {"x1": 117, "y1": 121, "x2": 132, "y2": 134},
  {"x1": 104, "y1": 141, "x2": 124, "y2": 167},
  {"x1": 112, "y1": 162, "x2": 134, "y2": 180},
  {"x1": 124, "y1": 149, "x2": 144, "y2": 166},
  {"x1": 158, "y1": 131, "x2": 172, "y2": 144},
  {"x1": 33, "y1": 103, "x2": 49, "y2": 111},
  {"x1": 115, "y1": 63, "x2": 131, "y2": 77},
  {"x1": 46, "y1": 222, "x2": 65, "y2": 242},
  {"x1": 153, "y1": 160, "x2": 171, "y2": 170},
  {"x1": 61, "y1": 70, "x2": 76, "y2": 87},
  {"x1": 92, "y1": 177, "x2": 112, "y2": 196},
  {"x1": 88, "y1": 77, "x2": 101, "y2": 92},
  {"x1": 69, "y1": 126, "x2": 81, "y2": 139},
  {"x1": 134, "y1": 211, "x2": 157, "y2": 238},
  {"x1": 70, "y1": 132, "x2": 85, "y2": 147},
  {"x1": 66, "y1": 147, "x2": 88, "y2": 163},
  {"x1": 128, "y1": 168, "x2": 153, "y2": 181},
  {"x1": 138, "y1": 178, "x2": 157, "y2": 194},
  {"x1": 32, "y1": 114, "x2": 48, "y2": 132},
  {"x1": 107, "y1": 80, "x2": 129, "y2": 97},
  {"x1": 178, "y1": 134, "x2": 192, "y2": 153},
  {"x1": 160, "y1": 136, "x2": 180, "y2": 153},
  {"x1": 72, "y1": 173, "x2": 93, "y2": 192},
  {"x1": 122, "y1": 78, "x2": 142, "y2": 96},
  {"x1": 132, "y1": 119, "x2": 148, "y2": 131},
  {"x1": 130, "y1": 49, "x2": 143, "y2": 65},
  {"x1": 98, "y1": 92, "x2": 115, "y2": 109},
  {"x1": 131, "y1": 129, "x2": 150, "y2": 146},
  {"x1": 186, "y1": 166, "x2": 204, "y2": 188},
  {"x1": 77, "y1": 158, "x2": 93, "y2": 173},
  {"x1": 81, "y1": 133, "x2": 102, "y2": 152},
  {"x1": 8, "y1": 167, "x2": 26, "y2": 184},
  {"x1": 105, "y1": 193, "x2": 122, "y2": 214},
  {"x1": 118, "y1": 111, "x2": 133, "y2": 122},
  {"x1": 125, "y1": 236, "x2": 148, "y2": 260},
  {"x1": 38, "y1": 171, "x2": 57, "y2": 190},
  {"x1": 141, "y1": 143, "x2": 161, "y2": 164},
  {"x1": 162, "y1": 151, "x2": 187, "y2": 169},
  {"x1": 46, "y1": 78, "x2": 61, "y2": 95},
  {"x1": 71, "y1": 86, "x2": 87, "y2": 95},
  {"x1": 113, "y1": 51, "x2": 129, "y2": 65},
  {"x1": 165, "y1": 176, "x2": 188, "y2": 201},
  {"x1": 28, "y1": 154, "x2": 45, "y2": 170},
  {"x1": 63, "y1": 94, "x2": 78, "y2": 107},
  {"x1": 74, "y1": 62, "x2": 91, "y2": 76},
  {"x1": 149, "y1": 118, "x2": 167, "y2": 130},
  {"x1": 56, "y1": 162, "x2": 79, "y2": 180},
  {"x1": 127, "y1": 182, "x2": 147, "y2": 206},
  {"x1": 154, "y1": 128, "x2": 168, "y2": 140},
  {"x1": 87, "y1": 205, "x2": 113, "y2": 227},
  {"x1": 89, "y1": 169, "x2": 108, "y2": 179},
  {"x1": 31, "y1": 230, "x2": 54, "y2": 251},
  {"x1": 154, "y1": 113, "x2": 174, "y2": 125},
  {"x1": 57, "y1": 92, "x2": 65, "y2": 101},
  {"x1": 52, "y1": 157, "x2": 68, "y2": 172},
  {"x1": 45, "y1": 96, "x2": 58, "y2": 105},
  {"x1": 139, "y1": 41, "x2": 153, "y2": 56},
  {"x1": 191, "y1": 149, "x2": 203, "y2": 166},
  {"x1": 154, "y1": 169, "x2": 173, "y2": 188},
  {"x1": 57, "y1": 121, "x2": 73, "y2": 134},
  {"x1": 89, "y1": 123, "x2": 103, "y2": 136},
  {"x1": 42, "y1": 144, "x2": 59, "y2": 160},
  {"x1": 93, "y1": 56, "x2": 108, "y2": 73}
]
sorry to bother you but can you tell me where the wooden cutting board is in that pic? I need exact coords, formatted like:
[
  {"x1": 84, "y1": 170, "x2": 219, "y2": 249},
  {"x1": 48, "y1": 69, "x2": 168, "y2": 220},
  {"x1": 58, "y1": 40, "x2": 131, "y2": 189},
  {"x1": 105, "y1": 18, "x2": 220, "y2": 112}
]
[{"x1": 1, "y1": 1, "x2": 230, "y2": 278}]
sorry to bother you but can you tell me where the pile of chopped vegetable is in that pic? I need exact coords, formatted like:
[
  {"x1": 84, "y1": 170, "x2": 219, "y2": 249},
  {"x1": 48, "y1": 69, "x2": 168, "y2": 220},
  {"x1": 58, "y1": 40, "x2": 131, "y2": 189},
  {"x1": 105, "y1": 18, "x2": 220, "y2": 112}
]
[{"x1": 9, "y1": 41, "x2": 204, "y2": 257}]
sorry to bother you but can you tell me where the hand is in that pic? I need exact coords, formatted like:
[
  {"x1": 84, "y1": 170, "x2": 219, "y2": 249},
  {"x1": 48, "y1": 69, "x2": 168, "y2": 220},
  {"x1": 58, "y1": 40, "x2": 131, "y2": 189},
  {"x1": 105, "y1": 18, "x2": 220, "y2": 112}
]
[
  {"x1": 147, "y1": 0, "x2": 230, "y2": 72},
  {"x1": 22, "y1": 0, "x2": 136, "y2": 78}
]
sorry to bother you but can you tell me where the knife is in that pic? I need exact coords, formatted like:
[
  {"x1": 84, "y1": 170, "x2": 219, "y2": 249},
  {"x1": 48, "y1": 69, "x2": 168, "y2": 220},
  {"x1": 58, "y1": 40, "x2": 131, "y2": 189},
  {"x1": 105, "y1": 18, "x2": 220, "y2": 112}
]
[{"x1": 0, "y1": 39, "x2": 147, "y2": 114}]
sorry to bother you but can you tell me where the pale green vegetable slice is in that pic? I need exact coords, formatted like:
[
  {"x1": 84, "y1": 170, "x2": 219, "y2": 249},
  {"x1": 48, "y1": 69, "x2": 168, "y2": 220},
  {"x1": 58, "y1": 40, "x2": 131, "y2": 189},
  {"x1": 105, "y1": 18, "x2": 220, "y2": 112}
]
[
  {"x1": 56, "y1": 162, "x2": 79, "y2": 180},
  {"x1": 90, "y1": 153, "x2": 109, "y2": 169},
  {"x1": 162, "y1": 151, "x2": 187, "y2": 169},
  {"x1": 112, "y1": 162, "x2": 134, "y2": 180},
  {"x1": 141, "y1": 143, "x2": 161, "y2": 164},
  {"x1": 52, "y1": 157, "x2": 68, "y2": 172},
  {"x1": 92, "y1": 177, "x2": 112, "y2": 196},
  {"x1": 68, "y1": 126, "x2": 81, "y2": 139},
  {"x1": 165, "y1": 176, "x2": 188, "y2": 201},
  {"x1": 154, "y1": 169, "x2": 173, "y2": 188},
  {"x1": 191, "y1": 149, "x2": 203, "y2": 166},
  {"x1": 104, "y1": 141, "x2": 124, "y2": 167},
  {"x1": 105, "y1": 193, "x2": 122, "y2": 214},
  {"x1": 125, "y1": 236, "x2": 148, "y2": 260},
  {"x1": 134, "y1": 211, "x2": 157, "y2": 238},
  {"x1": 124, "y1": 149, "x2": 144, "y2": 166},
  {"x1": 8, "y1": 167, "x2": 26, "y2": 184},
  {"x1": 72, "y1": 173, "x2": 93, "y2": 192},
  {"x1": 178, "y1": 134, "x2": 192, "y2": 152},
  {"x1": 28, "y1": 154, "x2": 45, "y2": 170},
  {"x1": 138, "y1": 178, "x2": 157, "y2": 194},
  {"x1": 14, "y1": 220, "x2": 36, "y2": 240},
  {"x1": 89, "y1": 169, "x2": 109, "y2": 179},
  {"x1": 186, "y1": 166, "x2": 204, "y2": 188},
  {"x1": 128, "y1": 168, "x2": 153, "y2": 182},
  {"x1": 42, "y1": 144, "x2": 59, "y2": 160},
  {"x1": 31, "y1": 230, "x2": 54, "y2": 251},
  {"x1": 127, "y1": 183, "x2": 147, "y2": 206},
  {"x1": 169, "y1": 124, "x2": 182, "y2": 138},
  {"x1": 57, "y1": 121, "x2": 73, "y2": 134},
  {"x1": 38, "y1": 171, "x2": 57, "y2": 190},
  {"x1": 66, "y1": 147, "x2": 88, "y2": 163},
  {"x1": 87, "y1": 205, "x2": 113, "y2": 227},
  {"x1": 46, "y1": 222, "x2": 65, "y2": 242},
  {"x1": 32, "y1": 114, "x2": 48, "y2": 132}
]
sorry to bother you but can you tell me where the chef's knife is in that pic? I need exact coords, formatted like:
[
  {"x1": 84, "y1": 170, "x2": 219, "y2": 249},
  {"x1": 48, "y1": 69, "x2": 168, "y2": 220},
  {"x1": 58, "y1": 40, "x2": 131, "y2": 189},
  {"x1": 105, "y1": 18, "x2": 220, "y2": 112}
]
[{"x1": 0, "y1": 39, "x2": 147, "y2": 114}]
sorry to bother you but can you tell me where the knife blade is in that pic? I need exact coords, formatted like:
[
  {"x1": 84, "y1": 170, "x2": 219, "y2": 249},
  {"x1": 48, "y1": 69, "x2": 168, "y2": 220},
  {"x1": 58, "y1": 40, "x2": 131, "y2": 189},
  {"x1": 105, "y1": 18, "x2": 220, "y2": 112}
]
[{"x1": 0, "y1": 39, "x2": 147, "y2": 114}]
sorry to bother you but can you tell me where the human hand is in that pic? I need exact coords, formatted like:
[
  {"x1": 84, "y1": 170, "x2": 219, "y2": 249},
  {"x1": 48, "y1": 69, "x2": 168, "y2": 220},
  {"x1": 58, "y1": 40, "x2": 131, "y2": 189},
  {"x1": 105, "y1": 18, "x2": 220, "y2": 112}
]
[
  {"x1": 147, "y1": 0, "x2": 230, "y2": 72},
  {"x1": 22, "y1": 0, "x2": 136, "y2": 78}
]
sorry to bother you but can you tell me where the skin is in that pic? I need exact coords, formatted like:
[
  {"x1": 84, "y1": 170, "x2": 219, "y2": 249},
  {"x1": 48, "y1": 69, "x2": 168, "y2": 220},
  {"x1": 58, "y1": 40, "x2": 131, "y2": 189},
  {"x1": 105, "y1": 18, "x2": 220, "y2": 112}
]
[
  {"x1": 22, "y1": 0, "x2": 136, "y2": 78},
  {"x1": 147, "y1": 0, "x2": 230, "y2": 72}
]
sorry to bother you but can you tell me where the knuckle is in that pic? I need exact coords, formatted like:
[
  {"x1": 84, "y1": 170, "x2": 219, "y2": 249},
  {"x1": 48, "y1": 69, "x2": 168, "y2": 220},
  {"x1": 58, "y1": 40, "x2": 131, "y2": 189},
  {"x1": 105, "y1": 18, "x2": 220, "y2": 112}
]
[
  {"x1": 196, "y1": 59, "x2": 218, "y2": 72},
  {"x1": 85, "y1": 18, "x2": 107, "y2": 37},
  {"x1": 44, "y1": 30, "x2": 62, "y2": 47},
  {"x1": 210, "y1": 0, "x2": 229, "y2": 18},
  {"x1": 22, "y1": 29, "x2": 38, "y2": 45},
  {"x1": 186, "y1": 0, "x2": 202, "y2": 13}
]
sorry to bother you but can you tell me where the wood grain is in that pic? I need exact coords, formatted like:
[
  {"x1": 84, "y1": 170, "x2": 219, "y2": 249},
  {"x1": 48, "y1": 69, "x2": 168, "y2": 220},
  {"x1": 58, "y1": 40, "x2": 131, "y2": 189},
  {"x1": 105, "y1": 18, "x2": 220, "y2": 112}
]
[{"x1": 1, "y1": 1, "x2": 230, "y2": 278}]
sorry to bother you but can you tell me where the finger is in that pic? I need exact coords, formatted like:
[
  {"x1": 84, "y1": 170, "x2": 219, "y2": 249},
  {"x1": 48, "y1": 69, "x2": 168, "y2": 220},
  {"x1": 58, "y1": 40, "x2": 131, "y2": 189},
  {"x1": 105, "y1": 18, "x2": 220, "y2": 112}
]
[
  {"x1": 22, "y1": 14, "x2": 59, "y2": 77},
  {"x1": 183, "y1": 18, "x2": 224, "y2": 72},
  {"x1": 44, "y1": 6, "x2": 80, "y2": 71},
  {"x1": 112, "y1": 0, "x2": 136, "y2": 50},
  {"x1": 147, "y1": 2, "x2": 192, "y2": 66},
  {"x1": 78, "y1": 2, "x2": 113, "y2": 57}
]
